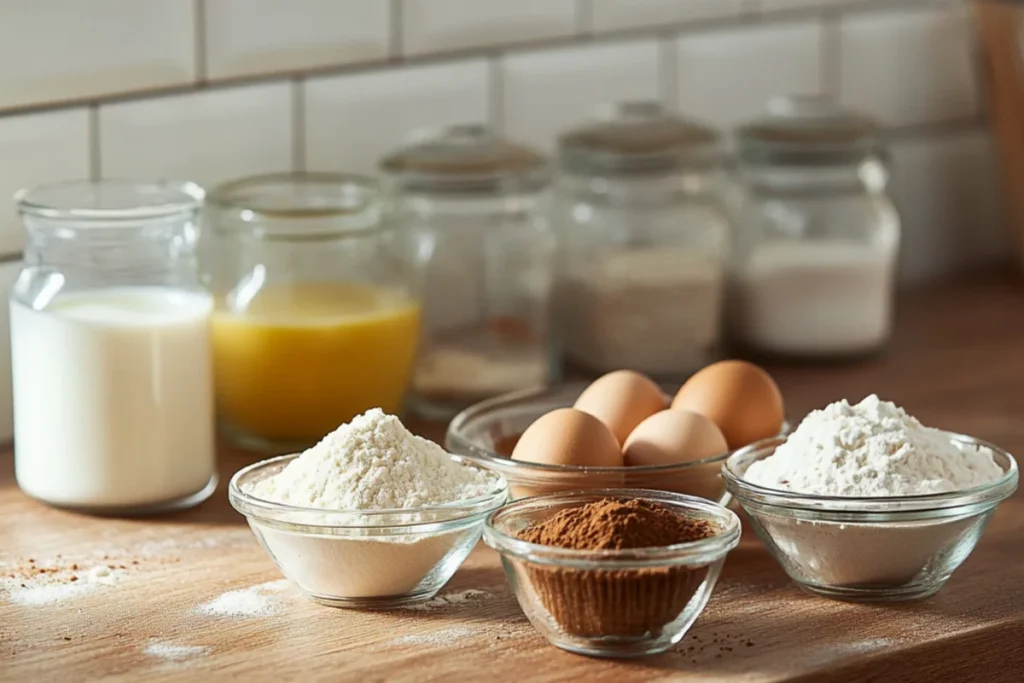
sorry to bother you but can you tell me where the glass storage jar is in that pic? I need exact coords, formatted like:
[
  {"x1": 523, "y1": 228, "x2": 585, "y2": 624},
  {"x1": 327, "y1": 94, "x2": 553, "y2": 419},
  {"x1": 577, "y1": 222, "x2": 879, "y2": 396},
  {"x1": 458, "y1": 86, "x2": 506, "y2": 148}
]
[
  {"x1": 380, "y1": 125, "x2": 556, "y2": 419},
  {"x1": 730, "y1": 96, "x2": 901, "y2": 359},
  {"x1": 203, "y1": 173, "x2": 423, "y2": 454},
  {"x1": 11, "y1": 180, "x2": 216, "y2": 514},
  {"x1": 552, "y1": 102, "x2": 731, "y2": 379}
]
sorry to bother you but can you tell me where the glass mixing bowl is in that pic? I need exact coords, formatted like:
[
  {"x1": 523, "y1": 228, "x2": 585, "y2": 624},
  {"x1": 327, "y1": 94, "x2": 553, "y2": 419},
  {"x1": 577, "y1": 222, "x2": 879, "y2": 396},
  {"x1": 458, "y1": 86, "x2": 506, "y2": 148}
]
[{"x1": 723, "y1": 432, "x2": 1018, "y2": 601}]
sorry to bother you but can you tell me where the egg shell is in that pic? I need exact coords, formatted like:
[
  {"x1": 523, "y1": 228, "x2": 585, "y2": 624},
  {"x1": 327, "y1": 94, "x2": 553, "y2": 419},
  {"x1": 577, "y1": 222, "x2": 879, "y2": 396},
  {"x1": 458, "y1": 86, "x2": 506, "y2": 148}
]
[
  {"x1": 511, "y1": 408, "x2": 623, "y2": 468},
  {"x1": 671, "y1": 360, "x2": 784, "y2": 450},
  {"x1": 623, "y1": 410, "x2": 728, "y2": 467},
  {"x1": 573, "y1": 370, "x2": 666, "y2": 446}
]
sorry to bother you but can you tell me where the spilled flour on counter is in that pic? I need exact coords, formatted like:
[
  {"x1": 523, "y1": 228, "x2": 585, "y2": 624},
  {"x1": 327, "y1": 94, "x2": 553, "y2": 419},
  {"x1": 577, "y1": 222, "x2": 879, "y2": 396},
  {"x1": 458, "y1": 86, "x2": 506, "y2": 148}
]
[
  {"x1": 390, "y1": 625, "x2": 477, "y2": 647},
  {"x1": 403, "y1": 589, "x2": 491, "y2": 611},
  {"x1": 144, "y1": 641, "x2": 212, "y2": 662},
  {"x1": 195, "y1": 579, "x2": 291, "y2": 617},
  {"x1": 0, "y1": 559, "x2": 129, "y2": 606}
]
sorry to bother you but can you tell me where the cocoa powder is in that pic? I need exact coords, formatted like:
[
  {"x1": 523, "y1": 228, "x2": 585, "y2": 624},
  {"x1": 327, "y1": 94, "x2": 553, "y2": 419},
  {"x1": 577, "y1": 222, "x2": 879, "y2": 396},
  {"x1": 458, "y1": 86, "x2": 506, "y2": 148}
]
[{"x1": 516, "y1": 498, "x2": 719, "y2": 639}]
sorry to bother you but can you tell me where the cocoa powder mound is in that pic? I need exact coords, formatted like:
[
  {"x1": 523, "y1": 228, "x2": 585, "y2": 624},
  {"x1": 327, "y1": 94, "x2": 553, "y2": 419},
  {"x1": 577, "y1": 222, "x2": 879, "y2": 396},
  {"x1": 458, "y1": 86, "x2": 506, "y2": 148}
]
[
  {"x1": 518, "y1": 499, "x2": 715, "y2": 550},
  {"x1": 515, "y1": 497, "x2": 721, "y2": 641}
]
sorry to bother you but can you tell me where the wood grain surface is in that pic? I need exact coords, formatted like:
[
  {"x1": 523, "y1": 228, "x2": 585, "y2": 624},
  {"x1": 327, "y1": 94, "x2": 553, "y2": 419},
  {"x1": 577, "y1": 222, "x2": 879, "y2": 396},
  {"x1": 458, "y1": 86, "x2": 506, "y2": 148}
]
[{"x1": 2, "y1": 272, "x2": 1023, "y2": 683}]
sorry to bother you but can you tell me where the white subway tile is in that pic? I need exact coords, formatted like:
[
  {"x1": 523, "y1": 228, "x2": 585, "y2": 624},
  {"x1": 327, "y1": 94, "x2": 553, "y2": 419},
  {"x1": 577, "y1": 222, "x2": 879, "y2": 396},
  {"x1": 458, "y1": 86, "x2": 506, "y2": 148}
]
[
  {"x1": 890, "y1": 129, "x2": 1005, "y2": 283},
  {"x1": 502, "y1": 41, "x2": 661, "y2": 151},
  {"x1": 99, "y1": 83, "x2": 293, "y2": 188},
  {"x1": 0, "y1": 110, "x2": 91, "y2": 254},
  {"x1": 591, "y1": 0, "x2": 743, "y2": 32},
  {"x1": 305, "y1": 60, "x2": 489, "y2": 175},
  {"x1": 0, "y1": 260, "x2": 20, "y2": 442},
  {"x1": 0, "y1": 0, "x2": 195, "y2": 109},
  {"x1": 204, "y1": 0, "x2": 389, "y2": 80},
  {"x1": 675, "y1": 21, "x2": 824, "y2": 128},
  {"x1": 838, "y1": 6, "x2": 978, "y2": 127},
  {"x1": 401, "y1": 0, "x2": 576, "y2": 56}
]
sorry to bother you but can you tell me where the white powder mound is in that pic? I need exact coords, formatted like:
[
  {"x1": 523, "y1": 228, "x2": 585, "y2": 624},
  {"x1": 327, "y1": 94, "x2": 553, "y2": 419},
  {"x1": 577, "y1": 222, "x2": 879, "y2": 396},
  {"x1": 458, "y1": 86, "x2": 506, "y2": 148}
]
[
  {"x1": 249, "y1": 408, "x2": 499, "y2": 509},
  {"x1": 744, "y1": 395, "x2": 1004, "y2": 496},
  {"x1": 195, "y1": 581, "x2": 285, "y2": 618},
  {"x1": 144, "y1": 641, "x2": 212, "y2": 661}
]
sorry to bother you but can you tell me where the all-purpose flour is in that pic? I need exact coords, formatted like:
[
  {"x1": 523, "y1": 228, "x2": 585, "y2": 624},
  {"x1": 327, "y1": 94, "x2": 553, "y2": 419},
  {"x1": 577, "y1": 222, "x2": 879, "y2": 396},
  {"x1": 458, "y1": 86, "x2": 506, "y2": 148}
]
[
  {"x1": 249, "y1": 408, "x2": 497, "y2": 509},
  {"x1": 745, "y1": 395, "x2": 1004, "y2": 496}
]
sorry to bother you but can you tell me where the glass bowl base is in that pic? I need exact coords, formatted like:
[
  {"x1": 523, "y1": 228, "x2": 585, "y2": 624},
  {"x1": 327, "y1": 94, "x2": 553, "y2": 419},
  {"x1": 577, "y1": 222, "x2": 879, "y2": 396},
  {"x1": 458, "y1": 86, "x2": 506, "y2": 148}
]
[
  {"x1": 797, "y1": 580, "x2": 946, "y2": 603},
  {"x1": 298, "y1": 586, "x2": 443, "y2": 609}
]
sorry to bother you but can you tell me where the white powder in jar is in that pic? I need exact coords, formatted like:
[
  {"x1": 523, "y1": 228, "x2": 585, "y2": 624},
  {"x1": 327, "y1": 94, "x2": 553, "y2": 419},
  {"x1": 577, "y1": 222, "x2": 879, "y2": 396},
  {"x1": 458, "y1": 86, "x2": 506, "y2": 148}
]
[
  {"x1": 745, "y1": 395, "x2": 1004, "y2": 496},
  {"x1": 731, "y1": 240, "x2": 895, "y2": 356},
  {"x1": 557, "y1": 247, "x2": 724, "y2": 376}
]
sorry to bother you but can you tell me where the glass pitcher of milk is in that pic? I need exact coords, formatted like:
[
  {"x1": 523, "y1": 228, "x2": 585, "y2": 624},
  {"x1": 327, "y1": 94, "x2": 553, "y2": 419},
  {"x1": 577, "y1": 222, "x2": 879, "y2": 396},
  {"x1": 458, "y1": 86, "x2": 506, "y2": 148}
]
[{"x1": 10, "y1": 180, "x2": 216, "y2": 514}]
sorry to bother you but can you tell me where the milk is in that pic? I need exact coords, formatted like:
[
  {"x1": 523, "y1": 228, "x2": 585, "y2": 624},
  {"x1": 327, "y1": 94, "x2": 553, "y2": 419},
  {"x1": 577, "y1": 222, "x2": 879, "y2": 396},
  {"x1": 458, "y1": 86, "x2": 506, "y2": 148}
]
[{"x1": 11, "y1": 287, "x2": 216, "y2": 510}]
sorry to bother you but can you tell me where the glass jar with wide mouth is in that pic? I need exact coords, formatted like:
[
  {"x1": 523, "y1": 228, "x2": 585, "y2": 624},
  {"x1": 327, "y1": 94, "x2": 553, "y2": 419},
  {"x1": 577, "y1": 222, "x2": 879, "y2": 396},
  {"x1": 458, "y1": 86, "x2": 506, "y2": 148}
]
[
  {"x1": 380, "y1": 125, "x2": 557, "y2": 419},
  {"x1": 203, "y1": 173, "x2": 423, "y2": 454},
  {"x1": 552, "y1": 101, "x2": 731, "y2": 380},
  {"x1": 730, "y1": 95, "x2": 901, "y2": 359},
  {"x1": 11, "y1": 180, "x2": 216, "y2": 514}
]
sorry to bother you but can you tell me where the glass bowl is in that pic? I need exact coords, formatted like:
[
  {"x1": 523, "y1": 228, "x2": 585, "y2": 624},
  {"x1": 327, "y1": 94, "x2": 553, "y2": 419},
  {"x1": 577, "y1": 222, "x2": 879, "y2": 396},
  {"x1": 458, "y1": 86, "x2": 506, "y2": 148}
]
[
  {"x1": 229, "y1": 454, "x2": 509, "y2": 608},
  {"x1": 447, "y1": 382, "x2": 788, "y2": 503},
  {"x1": 723, "y1": 432, "x2": 1018, "y2": 602},
  {"x1": 483, "y1": 489, "x2": 741, "y2": 658}
]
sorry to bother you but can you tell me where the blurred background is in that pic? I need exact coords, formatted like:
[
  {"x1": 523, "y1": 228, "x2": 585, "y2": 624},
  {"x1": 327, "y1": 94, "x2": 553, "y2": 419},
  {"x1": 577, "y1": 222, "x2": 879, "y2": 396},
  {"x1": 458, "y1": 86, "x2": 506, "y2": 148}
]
[{"x1": 0, "y1": 0, "x2": 1020, "y2": 444}]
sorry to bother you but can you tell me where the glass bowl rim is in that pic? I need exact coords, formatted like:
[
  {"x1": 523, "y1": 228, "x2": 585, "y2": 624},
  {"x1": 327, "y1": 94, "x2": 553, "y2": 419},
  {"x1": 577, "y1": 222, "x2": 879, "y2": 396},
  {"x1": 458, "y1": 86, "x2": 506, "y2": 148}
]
[
  {"x1": 482, "y1": 488, "x2": 741, "y2": 567},
  {"x1": 722, "y1": 431, "x2": 1019, "y2": 514},
  {"x1": 447, "y1": 382, "x2": 791, "y2": 476},
  {"x1": 229, "y1": 453, "x2": 510, "y2": 530}
]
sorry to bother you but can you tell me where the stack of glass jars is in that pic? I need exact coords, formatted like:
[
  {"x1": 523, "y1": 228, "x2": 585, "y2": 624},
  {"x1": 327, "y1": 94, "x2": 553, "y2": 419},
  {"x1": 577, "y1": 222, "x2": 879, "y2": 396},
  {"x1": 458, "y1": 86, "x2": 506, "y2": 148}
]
[
  {"x1": 380, "y1": 125, "x2": 557, "y2": 418},
  {"x1": 552, "y1": 102, "x2": 731, "y2": 380},
  {"x1": 203, "y1": 173, "x2": 423, "y2": 453},
  {"x1": 730, "y1": 96, "x2": 901, "y2": 359}
]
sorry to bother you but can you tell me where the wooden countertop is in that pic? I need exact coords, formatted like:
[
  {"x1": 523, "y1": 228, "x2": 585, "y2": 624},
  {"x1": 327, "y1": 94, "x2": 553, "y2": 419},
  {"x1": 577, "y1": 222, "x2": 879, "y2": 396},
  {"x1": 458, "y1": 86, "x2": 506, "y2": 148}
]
[{"x1": 3, "y1": 272, "x2": 1024, "y2": 683}]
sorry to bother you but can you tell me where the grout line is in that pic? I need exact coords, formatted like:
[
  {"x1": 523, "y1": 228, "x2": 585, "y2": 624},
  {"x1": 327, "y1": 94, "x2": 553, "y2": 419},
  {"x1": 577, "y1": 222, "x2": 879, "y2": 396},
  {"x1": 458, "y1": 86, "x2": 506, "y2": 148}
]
[
  {"x1": 488, "y1": 56, "x2": 505, "y2": 133},
  {"x1": 193, "y1": 0, "x2": 207, "y2": 83},
  {"x1": 88, "y1": 105, "x2": 101, "y2": 180},
  {"x1": 0, "y1": 0, "x2": 967, "y2": 122},
  {"x1": 292, "y1": 79, "x2": 306, "y2": 172},
  {"x1": 658, "y1": 36, "x2": 679, "y2": 110},
  {"x1": 575, "y1": 0, "x2": 593, "y2": 36},
  {"x1": 389, "y1": 0, "x2": 403, "y2": 58}
]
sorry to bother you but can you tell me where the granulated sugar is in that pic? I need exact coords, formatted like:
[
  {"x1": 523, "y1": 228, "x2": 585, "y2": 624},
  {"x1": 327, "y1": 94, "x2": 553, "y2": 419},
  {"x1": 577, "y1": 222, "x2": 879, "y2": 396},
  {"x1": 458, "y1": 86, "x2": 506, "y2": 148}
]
[
  {"x1": 144, "y1": 641, "x2": 212, "y2": 662},
  {"x1": 403, "y1": 589, "x2": 491, "y2": 611},
  {"x1": 195, "y1": 580, "x2": 290, "y2": 617}
]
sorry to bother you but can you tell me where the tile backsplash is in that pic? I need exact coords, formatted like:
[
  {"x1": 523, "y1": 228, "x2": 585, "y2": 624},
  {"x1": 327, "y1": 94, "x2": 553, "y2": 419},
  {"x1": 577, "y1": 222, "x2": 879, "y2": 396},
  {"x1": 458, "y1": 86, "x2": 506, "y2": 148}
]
[{"x1": 0, "y1": 0, "x2": 1009, "y2": 441}]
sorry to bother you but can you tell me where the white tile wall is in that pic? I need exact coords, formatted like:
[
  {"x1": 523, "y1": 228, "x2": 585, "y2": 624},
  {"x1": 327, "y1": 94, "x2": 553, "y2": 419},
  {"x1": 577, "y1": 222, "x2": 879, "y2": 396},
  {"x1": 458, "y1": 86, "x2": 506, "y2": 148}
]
[
  {"x1": 675, "y1": 21, "x2": 824, "y2": 127},
  {"x1": 502, "y1": 40, "x2": 661, "y2": 150},
  {"x1": 305, "y1": 60, "x2": 490, "y2": 175},
  {"x1": 204, "y1": 0, "x2": 390, "y2": 80},
  {"x1": 0, "y1": 0, "x2": 195, "y2": 110},
  {"x1": 401, "y1": 0, "x2": 577, "y2": 56},
  {"x1": 838, "y1": 5, "x2": 978, "y2": 127},
  {"x1": 891, "y1": 129, "x2": 1005, "y2": 283},
  {"x1": 590, "y1": 0, "x2": 744, "y2": 32},
  {"x1": 760, "y1": 0, "x2": 848, "y2": 10},
  {"x1": 0, "y1": 110, "x2": 91, "y2": 254},
  {"x1": 0, "y1": 260, "x2": 18, "y2": 442},
  {"x1": 99, "y1": 83, "x2": 293, "y2": 188}
]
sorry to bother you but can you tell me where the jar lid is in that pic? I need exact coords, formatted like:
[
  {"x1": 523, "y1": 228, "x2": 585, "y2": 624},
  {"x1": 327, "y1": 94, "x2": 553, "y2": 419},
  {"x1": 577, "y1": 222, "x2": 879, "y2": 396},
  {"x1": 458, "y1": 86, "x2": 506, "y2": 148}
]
[
  {"x1": 207, "y1": 173, "x2": 381, "y2": 237},
  {"x1": 558, "y1": 101, "x2": 723, "y2": 176},
  {"x1": 379, "y1": 125, "x2": 550, "y2": 194},
  {"x1": 737, "y1": 95, "x2": 884, "y2": 167}
]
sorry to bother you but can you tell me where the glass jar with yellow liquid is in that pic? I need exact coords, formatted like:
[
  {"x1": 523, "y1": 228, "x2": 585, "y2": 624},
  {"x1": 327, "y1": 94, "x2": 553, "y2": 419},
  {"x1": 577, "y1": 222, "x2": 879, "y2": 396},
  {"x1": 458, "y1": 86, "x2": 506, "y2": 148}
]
[{"x1": 203, "y1": 173, "x2": 422, "y2": 454}]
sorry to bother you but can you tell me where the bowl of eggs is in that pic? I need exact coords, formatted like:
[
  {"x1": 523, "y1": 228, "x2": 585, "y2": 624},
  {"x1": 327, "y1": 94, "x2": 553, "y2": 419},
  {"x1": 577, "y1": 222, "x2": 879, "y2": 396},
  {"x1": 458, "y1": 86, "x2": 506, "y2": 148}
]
[{"x1": 446, "y1": 361, "x2": 787, "y2": 502}]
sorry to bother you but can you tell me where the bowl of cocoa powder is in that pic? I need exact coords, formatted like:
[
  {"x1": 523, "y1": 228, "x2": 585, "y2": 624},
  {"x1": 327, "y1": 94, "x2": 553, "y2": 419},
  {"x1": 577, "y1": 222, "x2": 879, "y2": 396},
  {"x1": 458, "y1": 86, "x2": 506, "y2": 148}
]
[{"x1": 483, "y1": 489, "x2": 740, "y2": 658}]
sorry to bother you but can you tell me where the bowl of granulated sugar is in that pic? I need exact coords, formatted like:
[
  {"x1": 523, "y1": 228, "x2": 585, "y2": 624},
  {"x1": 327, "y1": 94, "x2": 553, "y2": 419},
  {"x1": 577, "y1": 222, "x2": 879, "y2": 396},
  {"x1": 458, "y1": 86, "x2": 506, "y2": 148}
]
[
  {"x1": 229, "y1": 408, "x2": 507, "y2": 608},
  {"x1": 724, "y1": 395, "x2": 1018, "y2": 602}
]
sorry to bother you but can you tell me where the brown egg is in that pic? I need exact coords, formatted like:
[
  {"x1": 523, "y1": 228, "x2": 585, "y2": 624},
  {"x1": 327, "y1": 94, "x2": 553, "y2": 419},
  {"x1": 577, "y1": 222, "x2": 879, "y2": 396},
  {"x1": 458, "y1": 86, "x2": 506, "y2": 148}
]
[
  {"x1": 671, "y1": 360, "x2": 784, "y2": 450},
  {"x1": 511, "y1": 408, "x2": 623, "y2": 468},
  {"x1": 573, "y1": 370, "x2": 666, "y2": 446},
  {"x1": 623, "y1": 410, "x2": 728, "y2": 467}
]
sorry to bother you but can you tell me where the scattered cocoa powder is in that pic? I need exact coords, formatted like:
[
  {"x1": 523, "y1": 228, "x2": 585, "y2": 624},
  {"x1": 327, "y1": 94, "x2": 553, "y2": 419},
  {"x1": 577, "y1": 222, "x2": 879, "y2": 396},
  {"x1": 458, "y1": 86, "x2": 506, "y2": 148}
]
[{"x1": 515, "y1": 497, "x2": 720, "y2": 641}]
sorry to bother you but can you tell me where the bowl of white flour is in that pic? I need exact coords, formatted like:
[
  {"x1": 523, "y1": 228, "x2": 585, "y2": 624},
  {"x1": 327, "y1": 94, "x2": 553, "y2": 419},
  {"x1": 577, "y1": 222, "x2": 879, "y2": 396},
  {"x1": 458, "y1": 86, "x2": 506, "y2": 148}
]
[
  {"x1": 722, "y1": 395, "x2": 1018, "y2": 602},
  {"x1": 229, "y1": 409, "x2": 508, "y2": 608}
]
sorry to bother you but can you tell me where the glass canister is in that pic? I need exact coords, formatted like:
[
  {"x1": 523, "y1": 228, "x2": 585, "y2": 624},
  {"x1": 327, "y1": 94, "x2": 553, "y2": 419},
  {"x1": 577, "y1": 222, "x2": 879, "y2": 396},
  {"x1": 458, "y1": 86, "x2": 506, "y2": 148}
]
[
  {"x1": 11, "y1": 180, "x2": 216, "y2": 513},
  {"x1": 552, "y1": 102, "x2": 731, "y2": 379},
  {"x1": 379, "y1": 125, "x2": 556, "y2": 418},
  {"x1": 204, "y1": 173, "x2": 422, "y2": 453},
  {"x1": 730, "y1": 96, "x2": 901, "y2": 359}
]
